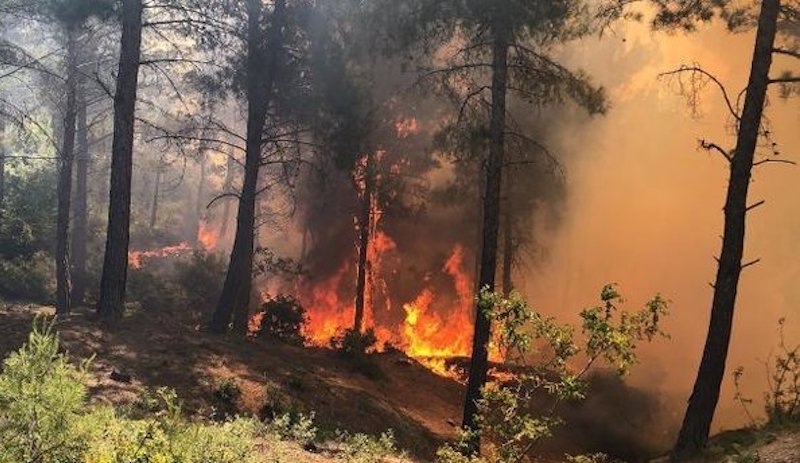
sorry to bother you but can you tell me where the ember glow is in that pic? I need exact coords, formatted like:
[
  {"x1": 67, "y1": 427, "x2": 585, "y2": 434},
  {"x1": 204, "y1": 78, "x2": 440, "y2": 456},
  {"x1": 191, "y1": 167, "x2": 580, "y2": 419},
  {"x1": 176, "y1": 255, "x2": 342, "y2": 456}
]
[
  {"x1": 128, "y1": 220, "x2": 219, "y2": 270},
  {"x1": 128, "y1": 242, "x2": 193, "y2": 270},
  {"x1": 197, "y1": 220, "x2": 219, "y2": 251}
]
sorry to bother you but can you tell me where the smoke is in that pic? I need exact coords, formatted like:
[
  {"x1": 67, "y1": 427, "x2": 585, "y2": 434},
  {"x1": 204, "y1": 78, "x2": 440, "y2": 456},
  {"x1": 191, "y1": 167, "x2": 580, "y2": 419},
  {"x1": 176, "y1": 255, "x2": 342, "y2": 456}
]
[
  {"x1": 525, "y1": 19, "x2": 800, "y2": 432},
  {"x1": 243, "y1": 7, "x2": 798, "y2": 448}
]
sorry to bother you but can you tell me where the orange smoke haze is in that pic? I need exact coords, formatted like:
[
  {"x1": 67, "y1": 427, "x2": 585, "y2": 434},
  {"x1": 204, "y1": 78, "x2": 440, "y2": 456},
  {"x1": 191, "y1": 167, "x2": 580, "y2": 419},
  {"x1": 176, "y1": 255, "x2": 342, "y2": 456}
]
[
  {"x1": 244, "y1": 15, "x2": 798, "y2": 433},
  {"x1": 523, "y1": 20, "x2": 800, "y2": 431}
]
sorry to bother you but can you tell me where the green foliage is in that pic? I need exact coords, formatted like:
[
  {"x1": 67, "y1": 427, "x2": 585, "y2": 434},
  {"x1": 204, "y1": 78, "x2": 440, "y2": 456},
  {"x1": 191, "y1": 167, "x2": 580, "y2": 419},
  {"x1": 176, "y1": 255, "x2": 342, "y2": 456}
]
[
  {"x1": 266, "y1": 412, "x2": 318, "y2": 445},
  {"x1": 437, "y1": 286, "x2": 668, "y2": 463},
  {"x1": 3, "y1": 168, "x2": 57, "y2": 257},
  {"x1": 175, "y1": 251, "x2": 226, "y2": 315},
  {"x1": 0, "y1": 322, "x2": 266, "y2": 463},
  {"x1": 334, "y1": 430, "x2": 399, "y2": 463},
  {"x1": 127, "y1": 268, "x2": 188, "y2": 313},
  {"x1": 0, "y1": 252, "x2": 53, "y2": 302},
  {"x1": 256, "y1": 295, "x2": 308, "y2": 346},
  {"x1": 0, "y1": 319, "x2": 89, "y2": 463},
  {"x1": 213, "y1": 378, "x2": 242, "y2": 419}
]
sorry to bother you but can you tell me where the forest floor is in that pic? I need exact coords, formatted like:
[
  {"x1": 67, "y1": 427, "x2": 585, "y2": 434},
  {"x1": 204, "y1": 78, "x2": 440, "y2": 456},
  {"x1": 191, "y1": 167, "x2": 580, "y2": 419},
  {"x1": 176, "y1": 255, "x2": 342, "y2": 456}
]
[
  {"x1": 0, "y1": 303, "x2": 460, "y2": 461},
  {"x1": 2, "y1": 303, "x2": 798, "y2": 462}
]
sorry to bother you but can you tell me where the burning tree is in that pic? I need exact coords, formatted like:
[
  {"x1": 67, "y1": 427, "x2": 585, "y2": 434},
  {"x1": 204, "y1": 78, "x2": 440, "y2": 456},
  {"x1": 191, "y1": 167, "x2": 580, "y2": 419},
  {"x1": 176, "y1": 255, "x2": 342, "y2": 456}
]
[{"x1": 369, "y1": 0, "x2": 607, "y2": 453}]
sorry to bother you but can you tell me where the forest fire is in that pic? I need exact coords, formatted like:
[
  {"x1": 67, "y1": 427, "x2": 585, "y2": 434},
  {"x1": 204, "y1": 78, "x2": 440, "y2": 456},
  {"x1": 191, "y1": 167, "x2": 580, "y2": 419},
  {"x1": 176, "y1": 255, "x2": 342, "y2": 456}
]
[
  {"x1": 128, "y1": 243, "x2": 193, "y2": 270},
  {"x1": 128, "y1": 221, "x2": 220, "y2": 270},
  {"x1": 197, "y1": 220, "x2": 219, "y2": 251},
  {"x1": 293, "y1": 242, "x2": 478, "y2": 375}
]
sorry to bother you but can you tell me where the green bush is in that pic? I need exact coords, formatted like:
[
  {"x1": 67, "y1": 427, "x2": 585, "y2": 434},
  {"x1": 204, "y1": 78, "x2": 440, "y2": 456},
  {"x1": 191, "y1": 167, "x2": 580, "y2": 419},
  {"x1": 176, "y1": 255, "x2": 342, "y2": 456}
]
[
  {"x1": 174, "y1": 251, "x2": 226, "y2": 316},
  {"x1": 256, "y1": 295, "x2": 308, "y2": 346},
  {"x1": 0, "y1": 319, "x2": 89, "y2": 463},
  {"x1": 0, "y1": 322, "x2": 261, "y2": 463},
  {"x1": 334, "y1": 430, "x2": 399, "y2": 463},
  {"x1": 127, "y1": 268, "x2": 187, "y2": 313},
  {"x1": 436, "y1": 287, "x2": 668, "y2": 463},
  {"x1": 0, "y1": 252, "x2": 53, "y2": 303}
]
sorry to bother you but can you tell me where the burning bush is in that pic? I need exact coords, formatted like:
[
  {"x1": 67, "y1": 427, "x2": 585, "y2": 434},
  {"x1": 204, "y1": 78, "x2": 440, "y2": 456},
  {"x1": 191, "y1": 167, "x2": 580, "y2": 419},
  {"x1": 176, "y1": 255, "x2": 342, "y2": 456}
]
[
  {"x1": 330, "y1": 327, "x2": 379, "y2": 355},
  {"x1": 256, "y1": 295, "x2": 308, "y2": 346}
]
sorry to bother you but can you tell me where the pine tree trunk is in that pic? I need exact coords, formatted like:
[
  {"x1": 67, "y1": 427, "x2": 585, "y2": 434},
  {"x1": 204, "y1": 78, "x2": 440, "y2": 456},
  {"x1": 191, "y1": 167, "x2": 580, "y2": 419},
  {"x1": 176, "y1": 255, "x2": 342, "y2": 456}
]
[
  {"x1": 462, "y1": 27, "x2": 509, "y2": 455},
  {"x1": 672, "y1": 1, "x2": 780, "y2": 459},
  {"x1": 97, "y1": 0, "x2": 143, "y2": 321},
  {"x1": 55, "y1": 26, "x2": 79, "y2": 316},
  {"x1": 501, "y1": 199, "x2": 513, "y2": 296},
  {"x1": 0, "y1": 119, "x2": 6, "y2": 224},
  {"x1": 194, "y1": 152, "x2": 206, "y2": 246},
  {"x1": 209, "y1": 0, "x2": 286, "y2": 335},
  {"x1": 220, "y1": 150, "x2": 235, "y2": 238},
  {"x1": 149, "y1": 165, "x2": 160, "y2": 229},
  {"x1": 71, "y1": 79, "x2": 90, "y2": 305},
  {"x1": 353, "y1": 152, "x2": 374, "y2": 334}
]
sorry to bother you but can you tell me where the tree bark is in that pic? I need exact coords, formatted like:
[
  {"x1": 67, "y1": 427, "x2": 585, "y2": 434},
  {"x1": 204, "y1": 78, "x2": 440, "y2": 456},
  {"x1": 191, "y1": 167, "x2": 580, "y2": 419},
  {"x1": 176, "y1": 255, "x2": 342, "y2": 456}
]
[
  {"x1": 219, "y1": 149, "x2": 235, "y2": 238},
  {"x1": 149, "y1": 164, "x2": 161, "y2": 230},
  {"x1": 209, "y1": 0, "x2": 286, "y2": 335},
  {"x1": 71, "y1": 79, "x2": 89, "y2": 305},
  {"x1": 672, "y1": 1, "x2": 780, "y2": 459},
  {"x1": 501, "y1": 174, "x2": 514, "y2": 296},
  {"x1": 97, "y1": 0, "x2": 143, "y2": 321},
  {"x1": 0, "y1": 119, "x2": 6, "y2": 224},
  {"x1": 462, "y1": 26, "x2": 509, "y2": 454},
  {"x1": 194, "y1": 151, "x2": 206, "y2": 246},
  {"x1": 55, "y1": 26, "x2": 79, "y2": 316},
  {"x1": 353, "y1": 151, "x2": 374, "y2": 334}
]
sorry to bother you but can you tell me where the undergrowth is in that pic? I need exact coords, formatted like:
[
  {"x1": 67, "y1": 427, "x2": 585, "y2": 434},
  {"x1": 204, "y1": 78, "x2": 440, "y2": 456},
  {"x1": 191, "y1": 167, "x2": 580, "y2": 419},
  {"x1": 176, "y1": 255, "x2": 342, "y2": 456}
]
[{"x1": 0, "y1": 319, "x2": 405, "y2": 463}]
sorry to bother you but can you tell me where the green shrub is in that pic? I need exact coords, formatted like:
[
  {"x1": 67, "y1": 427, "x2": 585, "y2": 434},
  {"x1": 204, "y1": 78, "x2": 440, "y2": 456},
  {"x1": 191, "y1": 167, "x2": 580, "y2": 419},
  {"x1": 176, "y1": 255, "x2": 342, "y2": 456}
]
[
  {"x1": 0, "y1": 252, "x2": 53, "y2": 302},
  {"x1": 436, "y1": 286, "x2": 668, "y2": 463},
  {"x1": 127, "y1": 268, "x2": 187, "y2": 313},
  {"x1": 213, "y1": 378, "x2": 242, "y2": 419},
  {"x1": 0, "y1": 322, "x2": 261, "y2": 463},
  {"x1": 256, "y1": 295, "x2": 308, "y2": 346},
  {"x1": 174, "y1": 251, "x2": 226, "y2": 316},
  {"x1": 0, "y1": 319, "x2": 89, "y2": 463},
  {"x1": 335, "y1": 430, "x2": 399, "y2": 463},
  {"x1": 0, "y1": 216, "x2": 37, "y2": 260},
  {"x1": 266, "y1": 412, "x2": 318, "y2": 445}
]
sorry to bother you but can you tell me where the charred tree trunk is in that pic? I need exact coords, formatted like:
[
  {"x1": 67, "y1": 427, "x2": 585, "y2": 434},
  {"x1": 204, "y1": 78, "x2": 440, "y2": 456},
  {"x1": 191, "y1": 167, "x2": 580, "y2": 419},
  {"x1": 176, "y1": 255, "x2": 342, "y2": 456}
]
[
  {"x1": 501, "y1": 184, "x2": 514, "y2": 297},
  {"x1": 97, "y1": 0, "x2": 143, "y2": 321},
  {"x1": 71, "y1": 80, "x2": 90, "y2": 305},
  {"x1": 209, "y1": 0, "x2": 286, "y2": 335},
  {"x1": 149, "y1": 164, "x2": 161, "y2": 229},
  {"x1": 55, "y1": 26, "x2": 79, "y2": 316},
  {"x1": 353, "y1": 152, "x2": 374, "y2": 334},
  {"x1": 462, "y1": 26, "x2": 509, "y2": 454},
  {"x1": 672, "y1": 0, "x2": 780, "y2": 459}
]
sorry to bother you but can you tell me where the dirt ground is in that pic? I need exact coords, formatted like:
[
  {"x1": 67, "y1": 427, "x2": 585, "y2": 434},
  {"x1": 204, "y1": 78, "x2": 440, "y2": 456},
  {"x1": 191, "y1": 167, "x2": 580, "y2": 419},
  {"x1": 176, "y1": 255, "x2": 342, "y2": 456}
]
[{"x1": 0, "y1": 304, "x2": 463, "y2": 460}]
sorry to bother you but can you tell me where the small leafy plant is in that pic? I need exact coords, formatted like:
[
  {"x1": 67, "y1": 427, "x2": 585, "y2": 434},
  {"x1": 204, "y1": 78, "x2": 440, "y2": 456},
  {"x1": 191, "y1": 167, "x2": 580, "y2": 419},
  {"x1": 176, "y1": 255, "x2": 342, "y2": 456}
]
[{"x1": 437, "y1": 285, "x2": 669, "y2": 463}]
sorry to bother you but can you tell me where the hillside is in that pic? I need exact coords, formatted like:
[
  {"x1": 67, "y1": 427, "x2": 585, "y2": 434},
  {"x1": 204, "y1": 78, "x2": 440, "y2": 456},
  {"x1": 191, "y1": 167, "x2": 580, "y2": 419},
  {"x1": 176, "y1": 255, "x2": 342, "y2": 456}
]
[{"x1": 0, "y1": 304, "x2": 682, "y2": 462}]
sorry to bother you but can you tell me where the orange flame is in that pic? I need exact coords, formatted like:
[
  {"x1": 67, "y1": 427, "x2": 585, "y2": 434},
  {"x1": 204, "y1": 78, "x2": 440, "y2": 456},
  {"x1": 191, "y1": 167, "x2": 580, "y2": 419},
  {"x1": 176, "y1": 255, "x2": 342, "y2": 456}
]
[
  {"x1": 128, "y1": 243, "x2": 193, "y2": 270},
  {"x1": 197, "y1": 220, "x2": 219, "y2": 251}
]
